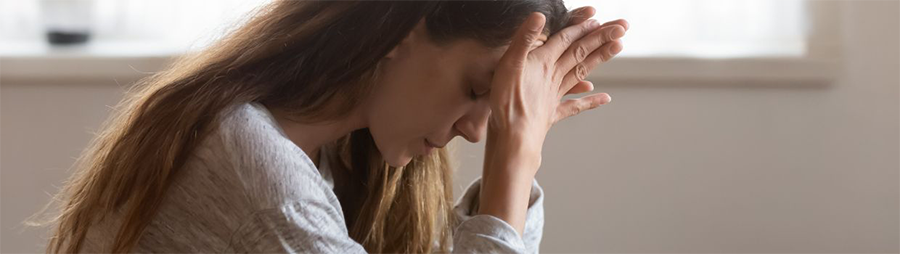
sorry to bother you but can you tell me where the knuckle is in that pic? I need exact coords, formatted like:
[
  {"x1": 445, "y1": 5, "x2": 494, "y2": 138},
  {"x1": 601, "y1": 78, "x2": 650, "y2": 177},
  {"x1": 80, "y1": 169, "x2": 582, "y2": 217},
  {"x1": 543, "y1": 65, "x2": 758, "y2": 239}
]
[
  {"x1": 524, "y1": 33, "x2": 539, "y2": 44},
  {"x1": 604, "y1": 28, "x2": 616, "y2": 43},
  {"x1": 599, "y1": 50, "x2": 611, "y2": 63},
  {"x1": 558, "y1": 32, "x2": 574, "y2": 46},
  {"x1": 587, "y1": 99, "x2": 599, "y2": 109},
  {"x1": 575, "y1": 63, "x2": 588, "y2": 81},
  {"x1": 569, "y1": 105, "x2": 582, "y2": 116},
  {"x1": 574, "y1": 44, "x2": 588, "y2": 62},
  {"x1": 580, "y1": 100, "x2": 591, "y2": 111}
]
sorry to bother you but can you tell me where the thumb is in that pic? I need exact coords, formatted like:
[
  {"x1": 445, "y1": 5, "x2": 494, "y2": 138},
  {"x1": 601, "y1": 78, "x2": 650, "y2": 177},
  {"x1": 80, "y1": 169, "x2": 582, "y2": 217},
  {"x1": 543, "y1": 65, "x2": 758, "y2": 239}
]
[{"x1": 501, "y1": 12, "x2": 546, "y2": 68}]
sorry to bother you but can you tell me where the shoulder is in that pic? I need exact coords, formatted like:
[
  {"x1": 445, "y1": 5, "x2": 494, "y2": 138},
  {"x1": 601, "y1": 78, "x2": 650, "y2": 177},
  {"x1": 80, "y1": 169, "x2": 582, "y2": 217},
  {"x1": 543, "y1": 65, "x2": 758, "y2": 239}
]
[
  {"x1": 213, "y1": 102, "x2": 298, "y2": 161},
  {"x1": 186, "y1": 102, "x2": 337, "y2": 209}
]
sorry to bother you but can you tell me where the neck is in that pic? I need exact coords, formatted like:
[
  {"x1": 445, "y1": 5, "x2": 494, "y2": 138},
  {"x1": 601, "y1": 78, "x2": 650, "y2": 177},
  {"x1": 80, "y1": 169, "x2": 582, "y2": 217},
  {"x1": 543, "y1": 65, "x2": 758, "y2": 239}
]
[{"x1": 268, "y1": 106, "x2": 368, "y2": 167}]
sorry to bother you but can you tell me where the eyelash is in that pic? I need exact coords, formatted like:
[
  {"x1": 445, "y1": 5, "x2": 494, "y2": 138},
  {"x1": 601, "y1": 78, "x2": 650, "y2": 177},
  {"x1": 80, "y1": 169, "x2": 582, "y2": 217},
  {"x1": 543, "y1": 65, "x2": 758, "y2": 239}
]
[{"x1": 469, "y1": 88, "x2": 479, "y2": 100}]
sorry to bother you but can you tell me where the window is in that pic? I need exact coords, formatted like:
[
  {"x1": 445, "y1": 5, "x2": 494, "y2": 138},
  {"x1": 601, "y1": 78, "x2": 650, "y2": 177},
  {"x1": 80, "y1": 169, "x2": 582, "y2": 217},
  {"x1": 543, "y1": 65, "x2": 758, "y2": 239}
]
[
  {"x1": 0, "y1": 0, "x2": 841, "y2": 83},
  {"x1": 562, "y1": 0, "x2": 841, "y2": 83},
  {"x1": 0, "y1": 0, "x2": 273, "y2": 81},
  {"x1": 565, "y1": 0, "x2": 809, "y2": 59},
  {"x1": 0, "y1": 0, "x2": 272, "y2": 55},
  {"x1": 89, "y1": 0, "x2": 272, "y2": 52}
]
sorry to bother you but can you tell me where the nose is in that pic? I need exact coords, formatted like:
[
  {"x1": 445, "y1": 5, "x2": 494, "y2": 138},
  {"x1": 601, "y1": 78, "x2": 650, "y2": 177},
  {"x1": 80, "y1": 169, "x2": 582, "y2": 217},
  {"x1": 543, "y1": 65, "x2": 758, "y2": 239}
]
[{"x1": 453, "y1": 101, "x2": 490, "y2": 143}]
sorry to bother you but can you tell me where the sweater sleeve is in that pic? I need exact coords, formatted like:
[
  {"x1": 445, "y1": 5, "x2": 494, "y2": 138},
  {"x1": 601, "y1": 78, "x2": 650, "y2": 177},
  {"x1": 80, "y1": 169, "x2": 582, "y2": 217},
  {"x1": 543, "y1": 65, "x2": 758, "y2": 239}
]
[
  {"x1": 224, "y1": 201, "x2": 369, "y2": 253},
  {"x1": 215, "y1": 103, "x2": 547, "y2": 253},
  {"x1": 222, "y1": 176, "x2": 546, "y2": 253},
  {"x1": 451, "y1": 177, "x2": 545, "y2": 254}
]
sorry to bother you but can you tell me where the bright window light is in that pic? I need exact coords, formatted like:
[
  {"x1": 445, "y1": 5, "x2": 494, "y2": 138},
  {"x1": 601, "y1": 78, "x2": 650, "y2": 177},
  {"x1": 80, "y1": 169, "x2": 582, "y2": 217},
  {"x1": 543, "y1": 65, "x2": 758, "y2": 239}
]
[
  {"x1": 89, "y1": 0, "x2": 273, "y2": 51},
  {"x1": 0, "y1": 0, "x2": 272, "y2": 55},
  {"x1": 1, "y1": 0, "x2": 809, "y2": 58},
  {"x1": 565, "y1": 0, "x2": 810, "y2": 58}
]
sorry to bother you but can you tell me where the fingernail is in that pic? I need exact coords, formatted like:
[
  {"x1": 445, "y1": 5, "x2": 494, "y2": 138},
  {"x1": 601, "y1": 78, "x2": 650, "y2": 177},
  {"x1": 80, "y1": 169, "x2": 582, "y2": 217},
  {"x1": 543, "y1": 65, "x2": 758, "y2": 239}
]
[
  {"x1": 588, "y1": 19, "x2": 600, "y2": 29},
  {"x1": 612, "y1": 25, "x2": 626, "y2": 39},
  {"x1": 601, "y1": 93, "x2": 612, "y2": 104},
  {"x1": 611, "y1": 42, "x2": 623, "y2": 55}
]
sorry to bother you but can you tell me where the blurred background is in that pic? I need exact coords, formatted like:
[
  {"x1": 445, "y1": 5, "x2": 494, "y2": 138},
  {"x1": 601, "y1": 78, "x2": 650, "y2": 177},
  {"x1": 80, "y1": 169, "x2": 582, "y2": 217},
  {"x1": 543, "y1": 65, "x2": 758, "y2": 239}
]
[{"x1": 1, "y1": 0, "x2": 897, "y2": 252}]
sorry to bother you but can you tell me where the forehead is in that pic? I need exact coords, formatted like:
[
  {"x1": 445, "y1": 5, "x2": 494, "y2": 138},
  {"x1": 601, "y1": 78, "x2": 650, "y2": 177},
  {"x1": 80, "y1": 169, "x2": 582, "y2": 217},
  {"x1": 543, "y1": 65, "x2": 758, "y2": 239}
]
[{"x1": 443, "y1": 38, "x2": 508, "y2": 76}]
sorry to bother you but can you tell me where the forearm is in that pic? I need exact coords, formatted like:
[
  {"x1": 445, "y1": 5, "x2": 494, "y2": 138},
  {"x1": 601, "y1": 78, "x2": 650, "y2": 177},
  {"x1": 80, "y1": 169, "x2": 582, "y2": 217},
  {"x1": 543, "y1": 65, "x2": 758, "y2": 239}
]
[
  {"x1": 477, "y1": 132, "x2": 542, "y2": 236},
  {"x1": 472, "y1": 5, "x2": 622, "y2": 242}
]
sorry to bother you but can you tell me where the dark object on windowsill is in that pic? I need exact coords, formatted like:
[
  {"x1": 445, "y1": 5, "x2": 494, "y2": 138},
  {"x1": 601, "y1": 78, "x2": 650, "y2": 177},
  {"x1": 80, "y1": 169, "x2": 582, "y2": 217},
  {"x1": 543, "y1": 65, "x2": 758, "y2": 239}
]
[{"x1": 47, "y1": 30, "x2": 90, "y2": 45}]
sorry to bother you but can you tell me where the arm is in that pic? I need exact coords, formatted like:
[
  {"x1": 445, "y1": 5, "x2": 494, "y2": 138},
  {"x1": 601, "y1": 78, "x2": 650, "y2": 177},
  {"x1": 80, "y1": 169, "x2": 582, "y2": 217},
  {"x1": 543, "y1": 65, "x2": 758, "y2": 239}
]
[
  {"x1": 225, "y1": 201, "x2": 369, "y2": 253},
  {"x1": 453, "y1": 177, "x2": 545, "y2": 253},
  {"x1": 476, "y1": 9, "x2": 626, "y2": 237},
  {"x1": 456, "y1": 8, "x2": 626, "y2": 252}
]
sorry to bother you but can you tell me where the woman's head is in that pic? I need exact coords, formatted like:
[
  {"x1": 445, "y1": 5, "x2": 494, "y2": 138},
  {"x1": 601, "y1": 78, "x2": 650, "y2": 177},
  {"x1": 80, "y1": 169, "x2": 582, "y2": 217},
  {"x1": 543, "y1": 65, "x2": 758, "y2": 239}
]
[
  {"x1": 367, "y1": 4, "x2": 569, "y2": 167},
  {"x1": 259, "y1": 1, "x2": 569, "y2": 168},
  {"x1": 43, "y1": 1, "x2": 572, "y2": 253}
]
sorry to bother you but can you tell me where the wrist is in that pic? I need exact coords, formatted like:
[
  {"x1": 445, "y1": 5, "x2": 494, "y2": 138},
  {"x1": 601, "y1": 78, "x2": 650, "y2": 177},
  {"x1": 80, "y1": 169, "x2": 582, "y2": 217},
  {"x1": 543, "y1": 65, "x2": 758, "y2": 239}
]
[
  {"x1": 485, "y1": 131, "x2": 542, "y2": 176},
  {"x1": 484, "y1": 149, "x2": 540, "y2": 180},
  {"x1": 476, "y1": 167, "x2": 536, "y2": 235}
]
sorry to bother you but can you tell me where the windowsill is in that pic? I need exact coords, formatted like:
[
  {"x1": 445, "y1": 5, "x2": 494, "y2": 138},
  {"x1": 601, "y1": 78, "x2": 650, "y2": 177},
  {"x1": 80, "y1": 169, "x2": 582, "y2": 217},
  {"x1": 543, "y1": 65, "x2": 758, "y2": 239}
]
[
  {"x1": 1, "y1": 41, "x2": 840, "y2": 85},
  {"x1": 0, "y1": 40, "x2": 183, "y2": 84},
  {"x1": 588, "y1": 56, "x2": 841, "y2": 85}
]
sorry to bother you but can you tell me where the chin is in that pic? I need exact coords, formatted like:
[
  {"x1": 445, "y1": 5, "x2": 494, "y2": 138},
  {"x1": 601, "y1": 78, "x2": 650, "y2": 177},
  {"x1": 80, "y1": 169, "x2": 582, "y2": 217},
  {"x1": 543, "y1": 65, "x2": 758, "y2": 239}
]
[
  {"x1": 369, "y1": 131, "x2": 414, "y2": 167},
  {"x1": 384, "y1": 153, "x2": 414, "y2": 168}
]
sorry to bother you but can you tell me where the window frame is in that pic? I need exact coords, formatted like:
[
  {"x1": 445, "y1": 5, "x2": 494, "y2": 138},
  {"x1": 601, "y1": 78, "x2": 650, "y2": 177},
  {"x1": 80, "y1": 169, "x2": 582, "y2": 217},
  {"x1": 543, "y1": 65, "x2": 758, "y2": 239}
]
[
  {"x1": 586, "y1": 0, "x2": 843, "y2": 85},
  {"x1": 0, "y1": 1, "x2": 843, "y2": 84}
]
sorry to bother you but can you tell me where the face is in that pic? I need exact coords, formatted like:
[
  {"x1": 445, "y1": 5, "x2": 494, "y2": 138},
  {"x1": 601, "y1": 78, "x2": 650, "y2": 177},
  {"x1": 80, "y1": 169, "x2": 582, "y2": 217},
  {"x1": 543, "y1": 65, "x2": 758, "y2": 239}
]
[{"x1": 365, "y1": 19, "x2": 507, "y2": 167}]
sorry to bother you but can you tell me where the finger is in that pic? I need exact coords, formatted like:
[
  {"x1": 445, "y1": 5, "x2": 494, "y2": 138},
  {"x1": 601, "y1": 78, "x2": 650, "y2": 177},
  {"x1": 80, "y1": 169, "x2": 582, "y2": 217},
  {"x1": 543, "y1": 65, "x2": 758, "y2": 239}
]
[
  {"x1": 554, "y1": 93, "x2": 612, "y2": 123},
  {"x1": 536, "y1": 17, "x2": 602, "y2": 60},
  {"x1": 555, "y1": 24, "x2": 625, "y2": 81},
  {"x1": 600, "y1": 19, "x2": 630, "y2": 31},
  {"x1": 566, "y1": 6, "x2": 596, "y2": 26},
  {"x1": 499, "y1": 12, "x2": 546, "y2": 69},
  {"x1": 564, "y1": 80, "x2": 593, "y2": 96},
  {"x1": 558, "y1": 39, "x2": 623, "y2": 97}
]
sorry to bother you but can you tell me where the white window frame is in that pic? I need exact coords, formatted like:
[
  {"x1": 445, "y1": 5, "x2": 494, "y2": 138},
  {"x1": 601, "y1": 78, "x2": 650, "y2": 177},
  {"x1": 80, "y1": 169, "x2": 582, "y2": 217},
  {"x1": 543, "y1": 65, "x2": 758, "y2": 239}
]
[{"x1": 587, "y1": 0, "x2": 843, "y2": 85}]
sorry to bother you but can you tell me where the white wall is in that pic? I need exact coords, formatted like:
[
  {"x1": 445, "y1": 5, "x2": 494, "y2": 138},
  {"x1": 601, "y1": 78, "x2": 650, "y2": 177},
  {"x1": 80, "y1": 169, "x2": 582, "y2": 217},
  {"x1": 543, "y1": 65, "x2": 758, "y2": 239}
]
[
  {"x1": 1, "y1": 83, "x2": 128, "y2": 252},
  {"x1": 450, "y1": 1, "x2": 899, "y2": 252},
  {"x1": 2, "y1": 1, "x2": 897, "y2": 252}
]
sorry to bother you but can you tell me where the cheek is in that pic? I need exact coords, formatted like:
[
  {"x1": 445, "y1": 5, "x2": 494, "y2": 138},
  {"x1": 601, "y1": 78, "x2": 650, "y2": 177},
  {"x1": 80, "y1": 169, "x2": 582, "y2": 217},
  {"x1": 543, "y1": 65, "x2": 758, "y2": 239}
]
[
  {"x1": 366, "y1": 93, "x2": 420, "y2": 166},
  {"x1": 366, "y1": 53, "x2": 470, "y2": 166},
  {"x1": 366, "y1": 75, "x2": 441, "y2": 166},
  {"x1": 373, "y1": 97, "x2": 468, "y2": 164}
]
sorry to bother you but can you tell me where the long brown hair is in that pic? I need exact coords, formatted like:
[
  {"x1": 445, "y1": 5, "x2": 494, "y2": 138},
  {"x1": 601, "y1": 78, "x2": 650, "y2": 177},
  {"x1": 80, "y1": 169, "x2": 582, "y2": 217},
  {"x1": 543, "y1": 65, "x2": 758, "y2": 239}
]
[{"x1": 40, "y1": 1, "x2": 569, "y2": 253}]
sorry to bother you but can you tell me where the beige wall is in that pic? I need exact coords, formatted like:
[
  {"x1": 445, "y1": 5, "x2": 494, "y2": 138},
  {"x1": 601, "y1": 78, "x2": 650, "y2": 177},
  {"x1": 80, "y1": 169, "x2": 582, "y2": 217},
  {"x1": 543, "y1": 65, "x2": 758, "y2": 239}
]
[{"x1": 2, "y1": 1, "x2": 897, "y2": 252}]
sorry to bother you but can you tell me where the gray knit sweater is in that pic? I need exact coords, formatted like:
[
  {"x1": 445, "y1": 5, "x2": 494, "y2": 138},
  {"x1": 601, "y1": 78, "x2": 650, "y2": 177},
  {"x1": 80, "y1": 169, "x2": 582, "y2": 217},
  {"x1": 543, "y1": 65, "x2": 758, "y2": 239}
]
[{"x1": 80, "y1": 102, "x2": 545, "y2": 253}]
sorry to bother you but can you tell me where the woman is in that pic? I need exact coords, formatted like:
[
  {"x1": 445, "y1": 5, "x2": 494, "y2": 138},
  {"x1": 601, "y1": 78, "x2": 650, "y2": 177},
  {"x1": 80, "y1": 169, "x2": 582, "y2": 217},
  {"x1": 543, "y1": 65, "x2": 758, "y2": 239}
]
[{"x1": 44, "y1": 0, "x2": 627, "y2": 253}]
